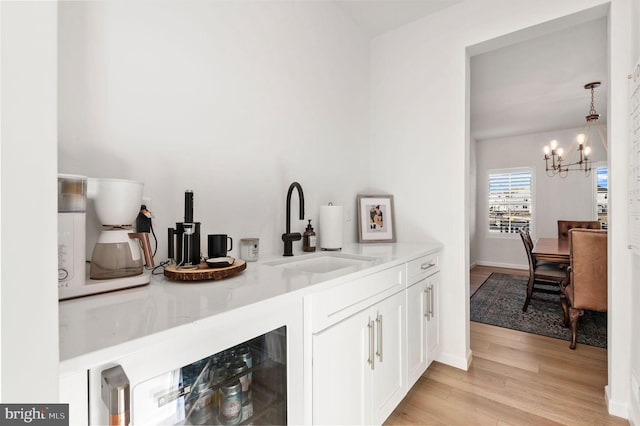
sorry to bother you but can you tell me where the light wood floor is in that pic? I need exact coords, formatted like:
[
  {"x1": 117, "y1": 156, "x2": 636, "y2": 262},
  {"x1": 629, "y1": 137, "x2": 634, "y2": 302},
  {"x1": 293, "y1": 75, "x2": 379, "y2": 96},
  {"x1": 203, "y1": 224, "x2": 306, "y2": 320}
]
[{"x1": 384, "y1": 266, "x2": 627, "y2": 426}]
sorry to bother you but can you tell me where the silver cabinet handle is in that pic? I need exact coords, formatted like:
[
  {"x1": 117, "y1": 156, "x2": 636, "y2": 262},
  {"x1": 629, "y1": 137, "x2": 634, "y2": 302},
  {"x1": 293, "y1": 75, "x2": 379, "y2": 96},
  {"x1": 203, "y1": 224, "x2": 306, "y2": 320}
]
[
  {"x1": 368, "y1": 319, "x2": 375, "y2": 370},
  {"x1": 376, "y1": 313, "x2": 383, "y2": 362},
  {"x1": 423, "y1": 290, "x2": 428, "y2": 318},
  {"x1": 420, "y1": 262, "x2": 436, "y2": 270},
  {"x1": 425, "y1": 286, "x2": 431, "y2": 322},
  {"x1": 429, "y1": 284, "x2": 435, "y2": 318}
]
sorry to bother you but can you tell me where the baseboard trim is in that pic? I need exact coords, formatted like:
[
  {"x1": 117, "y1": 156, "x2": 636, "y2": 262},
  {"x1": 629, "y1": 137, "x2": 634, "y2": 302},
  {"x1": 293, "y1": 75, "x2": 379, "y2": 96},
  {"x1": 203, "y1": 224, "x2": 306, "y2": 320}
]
[
  {"x1": 606, "y1": 384, "x2": 630, "y2": 419},
  {"x1": 436, "y1": 350, "x2": 471, "y2": 371},
  {"x1": 629, "y1": 400, "x2": 639, "y2": 426},
  {"x1": 474, "y1": 260, "x2": 528, "y2": 270},
  {"x1": 628, "y1": 372, "x2": 640, "y2": 425}
]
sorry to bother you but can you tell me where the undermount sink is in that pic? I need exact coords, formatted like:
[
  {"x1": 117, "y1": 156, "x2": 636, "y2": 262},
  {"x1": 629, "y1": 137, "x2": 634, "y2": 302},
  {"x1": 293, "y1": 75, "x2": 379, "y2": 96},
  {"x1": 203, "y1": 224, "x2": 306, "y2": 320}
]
[{"x1": 262, "y1": 252, "x2": 378, "y2": 274}]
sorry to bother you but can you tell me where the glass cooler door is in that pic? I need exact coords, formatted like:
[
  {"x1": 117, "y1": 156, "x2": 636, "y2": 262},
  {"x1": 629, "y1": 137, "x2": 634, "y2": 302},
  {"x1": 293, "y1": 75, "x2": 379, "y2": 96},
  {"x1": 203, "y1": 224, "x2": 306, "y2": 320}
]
[{"x1": 127, "y1": 326, "x2": 287, "y2": 425}]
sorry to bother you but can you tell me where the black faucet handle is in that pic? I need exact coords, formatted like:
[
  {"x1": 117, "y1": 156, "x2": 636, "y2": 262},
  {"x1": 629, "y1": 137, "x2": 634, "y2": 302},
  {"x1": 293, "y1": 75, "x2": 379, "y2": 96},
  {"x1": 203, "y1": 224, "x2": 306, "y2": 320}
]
[
  {"x1": 282, "y1": 232, "x2": 302, "y2": 256},
  {"x1": 282, "y1": 232, "x2": 302, "y2": 242}
]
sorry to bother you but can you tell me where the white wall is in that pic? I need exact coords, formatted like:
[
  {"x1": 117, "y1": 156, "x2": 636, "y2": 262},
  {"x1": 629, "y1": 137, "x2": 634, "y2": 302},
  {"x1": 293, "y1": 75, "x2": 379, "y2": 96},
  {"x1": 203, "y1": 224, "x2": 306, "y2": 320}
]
[
  {"x1": 1, "y1": 2, "x2": 59, "y2": 401},
  {"x1": 2, "y1": 0, "x2": 634, "y2": 413},
  {"x1": 58, "y1": 1, "x2": 370, "y2": 260},
  {"x1": 469, "y1": 137, "x2": 477, "y2": 267},
  {"x1": 370, "y1": 0, "x2": 633, "y2": 416},
  {"x1": 607, "y1": 0, "x2": 633, "y2": 417},
  {"x1": 628, "y1": 0, "x2": 640, "y2": 423},
  {"x1": 473, "y1": 126, "x2": 606, "y2": 269}
]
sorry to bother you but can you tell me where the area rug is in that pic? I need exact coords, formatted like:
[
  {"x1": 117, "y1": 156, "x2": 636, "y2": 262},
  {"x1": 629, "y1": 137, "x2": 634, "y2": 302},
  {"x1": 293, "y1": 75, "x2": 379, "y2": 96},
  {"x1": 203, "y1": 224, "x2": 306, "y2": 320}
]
[{"x1": 470, "y1": 272, "x2": 607, "y2": 348}]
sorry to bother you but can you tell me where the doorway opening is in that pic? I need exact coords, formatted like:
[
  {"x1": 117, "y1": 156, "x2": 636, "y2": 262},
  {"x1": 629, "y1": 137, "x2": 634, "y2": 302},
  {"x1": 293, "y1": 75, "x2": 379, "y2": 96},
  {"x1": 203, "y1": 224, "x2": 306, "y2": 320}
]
[{"x1": 466, "y1": 4, "x2": 610, "y2": 366}]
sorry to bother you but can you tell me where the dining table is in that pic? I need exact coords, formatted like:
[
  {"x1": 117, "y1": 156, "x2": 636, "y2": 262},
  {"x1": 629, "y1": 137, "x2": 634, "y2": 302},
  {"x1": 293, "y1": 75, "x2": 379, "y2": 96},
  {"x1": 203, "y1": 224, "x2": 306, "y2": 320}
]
[{"x1": 531, "y1": 237, "x2": 569, "y2": 263}]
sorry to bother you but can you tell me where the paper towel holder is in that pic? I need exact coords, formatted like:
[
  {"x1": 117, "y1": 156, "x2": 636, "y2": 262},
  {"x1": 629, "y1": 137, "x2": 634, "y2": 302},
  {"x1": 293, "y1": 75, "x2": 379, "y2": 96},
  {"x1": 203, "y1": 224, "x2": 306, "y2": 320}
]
[
  {"x1": 319, "y1": 202, "x2": 343, "y2": 251},
  {"x1": 356, "y1": 194, "x2": 396, "y2": 243},
  {"x1": 323, "y1": 203, "x2": 339, "y2": 251}
]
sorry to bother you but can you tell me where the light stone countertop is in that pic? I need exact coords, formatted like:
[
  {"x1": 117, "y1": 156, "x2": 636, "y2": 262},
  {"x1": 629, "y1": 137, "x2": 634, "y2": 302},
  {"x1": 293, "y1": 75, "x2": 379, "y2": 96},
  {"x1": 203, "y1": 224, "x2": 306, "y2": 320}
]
[{"x1": 58, "y1": 241, "x2": 442, "y2": 372}]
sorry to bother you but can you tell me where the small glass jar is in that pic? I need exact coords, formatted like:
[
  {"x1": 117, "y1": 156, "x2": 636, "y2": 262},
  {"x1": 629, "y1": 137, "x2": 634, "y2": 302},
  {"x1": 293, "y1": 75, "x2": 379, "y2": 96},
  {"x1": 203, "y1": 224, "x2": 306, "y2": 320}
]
[
  {"x1": 219, "y1": 381, "x2": 242, "y2": 425},
  {"x1": 189, "y1": 382, "x2": 213, "y2": 425},
  {"x1": 239, "y1": 238, "x2": 259, "y2": 262}
]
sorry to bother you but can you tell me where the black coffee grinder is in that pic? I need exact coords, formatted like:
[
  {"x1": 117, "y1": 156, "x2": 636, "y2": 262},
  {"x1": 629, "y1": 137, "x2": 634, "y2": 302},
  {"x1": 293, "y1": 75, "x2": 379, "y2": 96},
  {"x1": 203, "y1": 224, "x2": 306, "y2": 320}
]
[{"x1": 168, "y1": 190, "x2": 201, "y2": 267}]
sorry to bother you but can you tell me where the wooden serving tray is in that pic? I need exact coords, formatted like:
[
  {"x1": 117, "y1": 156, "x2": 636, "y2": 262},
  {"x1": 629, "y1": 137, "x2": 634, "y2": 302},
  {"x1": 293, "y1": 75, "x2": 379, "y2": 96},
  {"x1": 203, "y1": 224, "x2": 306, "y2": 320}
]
[{"x1": 164, "y1": 259, "x2": 246, "y2": 282}]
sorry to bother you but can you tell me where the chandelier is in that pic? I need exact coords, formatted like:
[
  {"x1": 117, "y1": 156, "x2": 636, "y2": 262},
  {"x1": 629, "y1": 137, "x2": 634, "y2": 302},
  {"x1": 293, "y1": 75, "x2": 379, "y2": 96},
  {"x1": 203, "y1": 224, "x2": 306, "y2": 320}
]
[{"x1": 543, "y1": 82, "x2": 608, "y2": 177}]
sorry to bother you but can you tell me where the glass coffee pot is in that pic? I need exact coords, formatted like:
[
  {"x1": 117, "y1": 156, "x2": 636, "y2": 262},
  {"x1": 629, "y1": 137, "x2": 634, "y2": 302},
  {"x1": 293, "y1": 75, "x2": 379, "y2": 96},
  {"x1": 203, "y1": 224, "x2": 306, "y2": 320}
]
[
  {"x1": 90, "y1": 228, "x2": 153, "y2": 279},
  {"x1": 88, "y1": 178, "x2": 154, "y2": 280}
]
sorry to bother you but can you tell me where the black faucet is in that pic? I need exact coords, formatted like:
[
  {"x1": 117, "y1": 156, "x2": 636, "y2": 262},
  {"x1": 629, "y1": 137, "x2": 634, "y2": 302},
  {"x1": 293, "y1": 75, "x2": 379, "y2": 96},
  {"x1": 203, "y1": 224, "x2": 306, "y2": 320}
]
[{"x1": 282, "y1": 182, "x2": 305, "y2": 256}]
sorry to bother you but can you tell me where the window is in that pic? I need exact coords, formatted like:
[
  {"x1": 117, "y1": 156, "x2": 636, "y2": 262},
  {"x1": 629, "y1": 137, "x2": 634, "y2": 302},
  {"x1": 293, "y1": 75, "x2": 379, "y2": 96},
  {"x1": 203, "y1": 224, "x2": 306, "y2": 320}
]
[
  {"x1": 488, "y1": 169, "x2": 533, "y2": 234},
  {"x1": 596, "y1": 166, "x2": 608, "y2": 229}
]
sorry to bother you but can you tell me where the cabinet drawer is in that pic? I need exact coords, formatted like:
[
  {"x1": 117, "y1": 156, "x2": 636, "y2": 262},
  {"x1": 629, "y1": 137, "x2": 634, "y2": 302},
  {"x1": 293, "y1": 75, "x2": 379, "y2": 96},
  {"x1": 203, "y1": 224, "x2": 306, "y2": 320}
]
[
  {"x1": 407, "y1": 253, "x2": 439, "y2": 284},
  {"x1": 308, "y1": 265, "x2": 405, "y2": 332}
]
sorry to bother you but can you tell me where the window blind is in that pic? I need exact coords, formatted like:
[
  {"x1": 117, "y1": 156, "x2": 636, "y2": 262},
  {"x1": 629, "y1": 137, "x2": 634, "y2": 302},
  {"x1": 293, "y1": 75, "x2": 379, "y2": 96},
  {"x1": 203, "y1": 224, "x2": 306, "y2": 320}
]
[
  {"x1": 488, "y1": 170, "x2": 532, "y2": 234},
  {"x1": 596, "y1": 166, "x2": 608, "y2": 230}
]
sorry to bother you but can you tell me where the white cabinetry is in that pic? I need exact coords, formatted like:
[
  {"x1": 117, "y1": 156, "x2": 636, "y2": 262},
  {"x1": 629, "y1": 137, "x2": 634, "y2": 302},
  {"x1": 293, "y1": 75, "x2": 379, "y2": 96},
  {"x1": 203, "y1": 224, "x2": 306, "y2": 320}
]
[
  {"x1": 426, "y1": 275, "x2": 440, "y2": 359},
  {"x1": 370, "y1": 291, "x2": 405, "y2": 424},
  {"x1": 59, "y1": 244, "x2": 444, "y2": 426},
  {"x1": 309, "y1": 265, "x2": 406, "y2": 425},
  {"x1": 60, "y1": 370, "x2": 88, "y2": 425},
  {"x1": 406, "y1": 254, "x2": 440, "y2": 388},
  {"x1": 313, "y1": 308, "x2": 371, "y2": 425}
]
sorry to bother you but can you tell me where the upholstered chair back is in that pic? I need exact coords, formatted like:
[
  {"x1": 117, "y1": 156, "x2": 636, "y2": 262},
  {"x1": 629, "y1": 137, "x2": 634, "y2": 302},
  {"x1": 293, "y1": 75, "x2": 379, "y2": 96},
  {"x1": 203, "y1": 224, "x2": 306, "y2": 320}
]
[
  {"x1": 557, "y1": 220, "x2": 601, "y2": 242},
  {"x1": 567, "y1": 229, "x2": 607, "y2": 311}
]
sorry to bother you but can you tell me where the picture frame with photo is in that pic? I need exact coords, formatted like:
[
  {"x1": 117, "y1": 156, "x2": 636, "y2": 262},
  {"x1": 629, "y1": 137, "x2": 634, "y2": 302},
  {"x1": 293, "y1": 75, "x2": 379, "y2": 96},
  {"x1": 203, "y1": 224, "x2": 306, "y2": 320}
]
[{"x1": 356, "y1": 194, "x2": 396, "y2": 243}]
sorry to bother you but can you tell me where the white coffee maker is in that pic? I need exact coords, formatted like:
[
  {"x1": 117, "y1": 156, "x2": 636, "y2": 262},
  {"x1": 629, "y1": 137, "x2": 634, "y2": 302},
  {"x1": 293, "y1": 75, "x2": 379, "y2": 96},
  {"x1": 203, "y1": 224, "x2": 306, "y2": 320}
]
[
  {"x1": 58, "y1": 176, "x2": 154, "y2": 300},
  {"x1": 58, "y1": 174, "x2": 88, "y2": 293}
]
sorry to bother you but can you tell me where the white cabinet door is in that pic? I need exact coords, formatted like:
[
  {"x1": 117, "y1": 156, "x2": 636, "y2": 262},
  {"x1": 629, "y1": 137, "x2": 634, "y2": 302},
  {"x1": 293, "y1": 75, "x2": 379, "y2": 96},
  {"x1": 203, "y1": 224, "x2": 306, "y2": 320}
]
[
  {"x1": 312, "y1": 291, "x2": 405, "y2": 425},
  {"x1": 371, "y1": 290, "x2": 406, "y2": 425},
  {"x1": 60, "y1": 370, "x2": 89, "y2": 425},
  {"x1": 406, "y1": 277, "x2": 427, "y2": 388},
  {"x1": 426, "y1": 274, "x2": 440, "y2": 363},
  {"x1": 312, "y1": 308, "x2": 373, "y2": 425},
  {"x1": 406, "y1": 270, "x2": 440, "y2": 387}
]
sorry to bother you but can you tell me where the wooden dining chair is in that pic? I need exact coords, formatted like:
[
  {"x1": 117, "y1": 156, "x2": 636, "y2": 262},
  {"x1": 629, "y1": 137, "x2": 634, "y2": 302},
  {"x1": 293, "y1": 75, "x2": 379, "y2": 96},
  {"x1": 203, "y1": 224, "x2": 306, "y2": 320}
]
[
  {"x1": 561, "y1": 229, "x2": 607, "y2": 349},
  {"x1": 519, "y1": 228, "x2": 565, "y2": 312},
  {"x1": 557, "y1": 220, "x2": 601, "y2": 242}
]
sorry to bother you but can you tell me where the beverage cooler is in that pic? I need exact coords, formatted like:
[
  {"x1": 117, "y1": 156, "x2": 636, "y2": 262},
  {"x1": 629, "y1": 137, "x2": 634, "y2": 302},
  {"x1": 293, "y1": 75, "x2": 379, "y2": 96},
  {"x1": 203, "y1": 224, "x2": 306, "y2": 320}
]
[
  {"x1": 85, "y1": 299, "x2": 304, "y2": 426},
  {"x1": 90, "y1": 327, "x2": 289, "y2": 425}
]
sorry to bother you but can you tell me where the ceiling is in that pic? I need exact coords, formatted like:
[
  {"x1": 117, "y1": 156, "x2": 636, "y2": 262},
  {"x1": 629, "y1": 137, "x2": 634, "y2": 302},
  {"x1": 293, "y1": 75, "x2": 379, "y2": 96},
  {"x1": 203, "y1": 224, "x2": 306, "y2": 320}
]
[
  {"x1": 470, "y1": 17, "x2": 608, "y2": 141},
  {"x1": 333, "y1": 1, "x2": 608, "y2": 142},
  {"x1": 334, "y1": 0, "x2": 462, "y2": 38}
]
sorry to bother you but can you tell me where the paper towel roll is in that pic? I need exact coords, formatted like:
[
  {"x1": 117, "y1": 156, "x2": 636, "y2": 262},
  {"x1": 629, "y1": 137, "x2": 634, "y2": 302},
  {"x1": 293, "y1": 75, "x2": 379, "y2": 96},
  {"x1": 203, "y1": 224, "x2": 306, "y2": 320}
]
[{"x1": 319, "y1": 205, "x2": 343, "y2": 250}]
